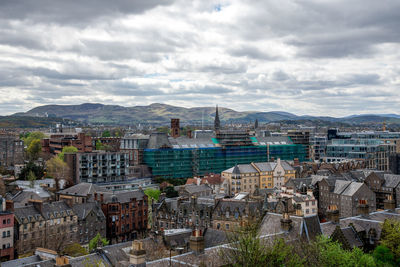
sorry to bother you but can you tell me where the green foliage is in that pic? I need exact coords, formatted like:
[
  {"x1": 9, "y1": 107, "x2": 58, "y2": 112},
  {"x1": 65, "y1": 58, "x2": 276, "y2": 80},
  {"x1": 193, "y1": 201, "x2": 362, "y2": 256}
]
[
  {"x1": 380, "y1": 219, "x2": 400, "y2": 264},
  {"x1": 27, "y1": 171, "x2": 36, "y2": 188},
  {"x1": 164, "y1": 186, "x2": 178, "y2": 198},
  {"x1": 62, "y1": 243, "x2": 88, "y2": 257},
  {"x1": 144, "y1": 188, "x2": 161, "y2": 201},
  {"x1": 101, "y1": 130, "x2": 111, "y2": 137},
  {"x1": 19, "y1": 161, "x2": 44, "y2": 180},
  {"x1": 23, "y1": 131, "x2": 45, "y2": 147},
  {"x1": 58, "y1": 145, "x2": 78, "y2": 161},
  {"x1": 372, "y1": 245, "x2": 396, "y2": 266},
  {"x1": 88, "y1": 233, "x2": 109, "y2": 252},
  {"x1": 27, "y1": 139, "x2": 42, "y2": 160},
  {"x1": 95, "y1": 140, "x2": 112, "y2": 151}
]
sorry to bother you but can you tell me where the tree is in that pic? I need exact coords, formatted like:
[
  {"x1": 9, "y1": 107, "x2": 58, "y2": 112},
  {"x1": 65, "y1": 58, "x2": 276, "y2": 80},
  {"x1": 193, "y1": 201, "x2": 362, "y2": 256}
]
[
  {"x1": 27, "y1": 170, "x2": 36, "y2": 188},
  {"x1": 380, "y1": 219, "x2": 400, "y2": 264},
  {"x1": 58, "y1": 146, "x2": 78, "y2": 161},
  {"x1": 46, "y1": 156, "x2": 71, "y2": 189},
  {"x1": 19, "y1": 161, "x2": 44, "y2": 180},
  {"x1": 164, "y1": 186, "x2": 178, "y2": 198},
  {"x1": 144, "y1": 188, "x2": 161, "y2": 202},
  {"x1": 27, "y1": 139, "x2": 42, "y2": 160},
  {"x1": 101, "y1": 130, "x2": 111, "y2": 137},
  {"x1": 23, "y1": 131, "x2": 45, "y2": 147},
  {"x1": 62, "y1": 243, "x2": 88, "y2": 257},
  {"x1": 372, "y1": 245, "x2": 396, "y2": 266},
  {"x1": 88, "y1": 233, "x2": 109, "y2": 252}
]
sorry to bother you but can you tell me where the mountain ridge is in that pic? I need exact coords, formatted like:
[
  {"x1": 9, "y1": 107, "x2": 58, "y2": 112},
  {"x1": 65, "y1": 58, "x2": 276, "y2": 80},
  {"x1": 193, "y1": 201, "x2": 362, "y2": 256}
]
[{"x1": 12, "y1": 103, "x2": 400, "y2": 125}]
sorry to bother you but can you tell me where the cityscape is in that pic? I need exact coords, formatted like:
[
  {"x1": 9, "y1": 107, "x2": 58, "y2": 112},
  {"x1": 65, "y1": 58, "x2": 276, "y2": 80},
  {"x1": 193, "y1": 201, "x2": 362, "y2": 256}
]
[{"x1": 1, "y1": 1, "x2": 400, "y2": 267}]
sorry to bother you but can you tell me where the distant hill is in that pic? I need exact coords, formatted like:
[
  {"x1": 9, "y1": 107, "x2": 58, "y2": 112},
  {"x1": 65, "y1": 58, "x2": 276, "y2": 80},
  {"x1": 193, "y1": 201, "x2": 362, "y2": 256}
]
[
  {"x1": 12, "y1": 103, "x2": 400, "y2": 126},
  {"x1": 0, "y1": 116, "x2": 75, "y2": 128}
]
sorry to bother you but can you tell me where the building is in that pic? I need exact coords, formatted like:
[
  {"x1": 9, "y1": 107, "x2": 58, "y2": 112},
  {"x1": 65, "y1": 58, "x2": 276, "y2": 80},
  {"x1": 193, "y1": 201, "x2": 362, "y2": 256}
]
[
  {"x1": 286, "y1": 130, "x2": 311, "y2": 160},
  {"x1": 221, "y1": 159, "x2": 296, "y2": 195},
  {"x1": 310, "y1": 135, "x2": 327, "y2": 161},
  {"x1": 92, "y1": 137, "x2": 121, "y2": 152},
  {"x1": 0, "y1": 133, "x2": 24, "y2": 169},
  {"x1": 212, "y1": 198, "x2": 263, "y2": 231},
  {"x1": 41, "y1": 133, "x2": 92, "y2": 155},
  {"x1": 143, "y1": 131, "x2": 307, "y2": 179},
  {"x1": 177, "y1": 184, "x2": 213, "y2": 198},
  {"x1": 64, "y1": 151, "x2": 129, "y2": 184},
  {"x1": 153, "y1": 196, "x2": 214, "y2": 232},
  {"x1": 13, "y1": 200, "x2": 78, "y2": 256},
  {"x1": 364, "y1": 172, "x2": 400, "y2": 210},
  {"x1": 72, "y1": 202, "x2": 106, "y2": 245},
  {"x1": 318, "y1": 178, "x2": 376, "y2": 218},
  {"x1": 185, "y1": 174, "x2": 228, "y2": 195},
  {"x1": 57, "y1": 182, "x2": 109, "y2": 204},
  {"x1": 0, "y1": 197, "x2": 14, "y2": 261},
  {"x1": 98, "y1": 190, "x2": 148, "y2": 244}
]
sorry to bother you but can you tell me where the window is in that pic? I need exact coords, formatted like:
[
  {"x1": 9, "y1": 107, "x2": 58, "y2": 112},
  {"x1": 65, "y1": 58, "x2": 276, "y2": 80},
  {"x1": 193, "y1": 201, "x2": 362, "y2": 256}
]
[
  {"x1": 2, "y1": 219, "x2": 5, "y2": 224},
  {"x1": 2, "y1": 231, "x2": 5, "y2": 238},
  {"x1": 225, "y1": 224, "x2": 230, "y2": 230},
  {"x1": 7, "y1": 230, "x2": 10, "y2": 237}
]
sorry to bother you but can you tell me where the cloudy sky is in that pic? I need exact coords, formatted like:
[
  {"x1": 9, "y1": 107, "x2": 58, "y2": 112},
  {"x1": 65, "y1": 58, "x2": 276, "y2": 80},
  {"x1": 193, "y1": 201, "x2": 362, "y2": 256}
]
[{"x1": 1, "y1": 0, "x2": 400, "y2": 116}]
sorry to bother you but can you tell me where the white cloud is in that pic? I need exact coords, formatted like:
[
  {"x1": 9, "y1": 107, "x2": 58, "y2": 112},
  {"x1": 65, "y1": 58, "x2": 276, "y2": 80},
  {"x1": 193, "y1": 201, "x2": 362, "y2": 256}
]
[{"x1": 1, "y1": 0, "x2": 400, "y2": 117}]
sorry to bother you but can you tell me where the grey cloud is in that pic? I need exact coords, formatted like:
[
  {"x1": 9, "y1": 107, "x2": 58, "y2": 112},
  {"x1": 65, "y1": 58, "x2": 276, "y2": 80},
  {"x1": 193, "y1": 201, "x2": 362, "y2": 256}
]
[{"x1": 228, "y1": 45, "x2": 280, "y2": 60}]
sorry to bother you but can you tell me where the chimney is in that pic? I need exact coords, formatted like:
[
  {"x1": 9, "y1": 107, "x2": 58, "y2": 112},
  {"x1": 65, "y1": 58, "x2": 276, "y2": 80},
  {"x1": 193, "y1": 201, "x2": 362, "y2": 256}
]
[
  {"x1": 94, "y1": 193, "x2": 98, "y2": 201},
  {"x1": 270, "y1": 157, "x2": 275, "y2": 162},
  {"x1": 29, "y1": 199, "x2": 43, "y2": 214},
  {"x1": 5, "y1": 200, "x2": 14, "y2": 212},
  {"x1": 129, "y1": 240, "x2": 146, "y2": 267},
  {"x1": 190, "y1": 229, "x2": 204, "y2": 255},
  {"x1": 357, "y1": 199, "x2": 369, "y2": 217},
  {"x1": 55, "y1": 256, "x2": 70, "y2": 267},
  {"x1": 187, "y1": 129, "x2": 192, "y2": 139},
  {"x1": 280, "y1": 198, "x2": 292, "y2": 231},
  {"x1": 384, "y1": 195, "x2": 396, "y2": 211},
  {"x1": 63, "y1": 196, "x2": 73, "y2": 208},
  {"x1": 293, "y1": 158, "x2": 300, "y2": 167},
  {"x1": 326, "y1": 205, "x2": 339, "y2": 223},
  {"x1": 100, "y1": 193, "x2": 104, "y2": 203}
]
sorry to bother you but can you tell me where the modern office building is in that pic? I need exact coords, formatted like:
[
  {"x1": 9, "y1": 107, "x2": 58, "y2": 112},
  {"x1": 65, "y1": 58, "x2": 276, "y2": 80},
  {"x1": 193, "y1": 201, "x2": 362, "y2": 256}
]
[{"x1": 64, "y1": 152, "x2": 129, "y2": 184}]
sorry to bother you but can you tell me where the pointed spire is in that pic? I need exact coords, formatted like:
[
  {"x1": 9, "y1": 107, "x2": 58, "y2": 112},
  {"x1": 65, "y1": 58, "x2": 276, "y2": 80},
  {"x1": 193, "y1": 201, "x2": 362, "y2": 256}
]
[
  {"x1": 255, "y1": 119, "x2": 259, "y2": 129},
  {"x1": 214, "y1": 105, "x2": 220, "y2": 131}
]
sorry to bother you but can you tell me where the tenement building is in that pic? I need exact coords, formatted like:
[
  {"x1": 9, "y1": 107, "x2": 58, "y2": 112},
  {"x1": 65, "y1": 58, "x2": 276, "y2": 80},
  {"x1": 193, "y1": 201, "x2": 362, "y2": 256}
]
[
  {"x1": 13, "y1": 200, "x2": 78, "y2": 256},
  {"x1": 72, "y1": 202, "x2": 106, "y2": 245},
  {"x1": 0, "y1": 197, "x2": 14, "y2": 261}
]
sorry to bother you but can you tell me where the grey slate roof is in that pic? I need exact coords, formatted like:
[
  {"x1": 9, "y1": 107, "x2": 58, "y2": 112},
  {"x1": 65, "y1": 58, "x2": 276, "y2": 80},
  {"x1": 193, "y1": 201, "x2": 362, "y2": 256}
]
[
  {"x1": 72, "y1": 202, "x2": 105, "y2": 220},
  {"x1": 0, "y1": 256, "x2": 54, "y2": 267},
  {"x1": 341, "y1": 227, "x2": 363, "y2": 248},
  {"x1": 341, "y1": 182, "x2": 364, "y2": 196},
  {"x1": 214, "y1": 199, "x2": 263, "y2": 217},
  {"x1": 182, "y1": 184, "x2": 213, "y2": 194},
  {"x1": 333, "y1": 180, "x2": 351, "y2": 194},
  {"x1": 14, "y1": 201, "x2": 74, "y2": 223},
  {"x1": 58, "y1": 183, "x2": 109, "y2": 197},
  {"x1": 147, "y1": 132, "x2": 171, "y2": 149},
  {"x1": 102, "y1": 189, "x2": 146, "y2": 204},
  {"x1": 383, "y1": 174, "x2": 400, "y2": 188}
]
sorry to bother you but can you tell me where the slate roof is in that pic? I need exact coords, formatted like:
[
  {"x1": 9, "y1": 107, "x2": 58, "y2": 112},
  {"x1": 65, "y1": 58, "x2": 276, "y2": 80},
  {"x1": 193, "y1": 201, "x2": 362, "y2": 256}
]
[
  {"x1": 214, "y1": 199, "x2": 263, "y2": 217},
  {"x1": 1, "y1": 255, "x2": 54, "y2": 267},
  {"x1": 147, "y1": 133, "x2": 171, "y2": 149},
  {"x1": 69, "y1": 252, "x2": 111, "y2": 267},
  {"x1": 223, "y1": 164, "x2": 258, "y2": 174},
  {"x1": 182, "y1": 184, "x2": 213, "y2": 194},
  {"x1": 203, "y1": 228, "x2": 227, "y2": 248},
  {"x1": 102, "y1": 190, "x2": 146, "y2": 204},
  {"x1": 285, "y1": 178, "x2": 313, "y2": 190},
  {"x1": 9, "y1": 191, "x2": 44, "y2": 208},
  {"x1": 58, "y1": 183, "x2": 108, "y2": 197},
  {"x1": 333, "y1": 180, "x2": 351, "y2": 194},
  {"x1": 72, "y1": 202, "x2": 105, "y2": 220},
  {"x1": 341, "y1": 182, "x2": 364, "y2": 196},
  {"x1": 340, "y1": 227, "x2": 363, "y2": 248},
  {"x1": 14, "y1": 201, "x2": 75, "y2": 223},
  {"x1": 383, "y1": 174, "x2": 400, "y2": 188}
]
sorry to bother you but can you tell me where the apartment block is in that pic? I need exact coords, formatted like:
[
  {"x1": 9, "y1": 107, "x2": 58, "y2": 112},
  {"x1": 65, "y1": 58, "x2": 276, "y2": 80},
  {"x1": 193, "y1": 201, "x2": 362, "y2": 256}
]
[
  {"x1": 0, "y1": 133, "x2": 24, "y2": 168},
  {"x1": 0, "y1": 198, "x2": 14, "y2": 261},
  {"x1": 41, "y1": 133, "x2": 92, "y2": 155}
]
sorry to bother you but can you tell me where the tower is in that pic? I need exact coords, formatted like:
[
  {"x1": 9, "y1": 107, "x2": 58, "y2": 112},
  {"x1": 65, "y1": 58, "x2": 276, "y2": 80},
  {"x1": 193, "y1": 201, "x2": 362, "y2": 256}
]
[
  {"x1": 255, "y1": 119, "x2": 259, "y2": 129},
  {"x1": 171, "y1": 118, "x2": 180, "y2": 138},
  {"x1": 214, "y1": 105, "x2": 220, "y2": 131}
]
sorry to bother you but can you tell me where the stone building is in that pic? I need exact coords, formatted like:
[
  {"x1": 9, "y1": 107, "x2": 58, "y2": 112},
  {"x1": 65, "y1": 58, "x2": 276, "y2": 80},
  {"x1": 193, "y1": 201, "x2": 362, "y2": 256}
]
[
  {"x1": 13, "y1": 200, "x2": 78, "y2": 256},
  {"x1": 72, "y1": 202, "x2": 106, "y2": 245},
  {"x1": 222, "y1": 159, "x2": 296, "y2": 195},
  {"x1": 41, "y1": 133, "x2": 92, "y2": 155},
  {"x1": 153, "y1": 196, "x2": 214, "y2": 232},
  {"x1": 212, "y1": 198, "x2": 263, "y2": 231},
  {"x1": 364, "y1": 172, "x2": 400, "y2": 209},
  {"x1": 318, "y1": 178, "x2": 376, "y2": 218},
  {"x1": 0, "y1": 133, "x2": 24, "y2": 169},
  {"x1": 177, "y1": 184, "x2": 213, "y2": 198}
]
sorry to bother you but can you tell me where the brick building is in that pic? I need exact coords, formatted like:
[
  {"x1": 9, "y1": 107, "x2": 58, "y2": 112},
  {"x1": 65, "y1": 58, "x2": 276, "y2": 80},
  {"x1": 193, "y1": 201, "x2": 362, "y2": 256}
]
[
  {"x1": 41, "y1": 133, "x2": 92, "y2": 155},
  {"x1": 98, "y1": 190, "x2": 148, "y2": 244}
]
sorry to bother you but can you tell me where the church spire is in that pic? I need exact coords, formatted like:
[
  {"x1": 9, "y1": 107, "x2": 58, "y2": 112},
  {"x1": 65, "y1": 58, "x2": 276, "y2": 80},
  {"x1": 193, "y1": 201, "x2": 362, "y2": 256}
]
[{"x1": 214, "y1": 105, "x2": 220, "y2": 131}]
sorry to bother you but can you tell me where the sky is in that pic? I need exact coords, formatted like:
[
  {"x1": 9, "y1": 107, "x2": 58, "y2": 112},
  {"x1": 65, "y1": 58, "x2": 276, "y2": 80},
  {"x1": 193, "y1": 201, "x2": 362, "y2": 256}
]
[{"x1": 1, "y1": 0, "x2": 400, "y2": 117}]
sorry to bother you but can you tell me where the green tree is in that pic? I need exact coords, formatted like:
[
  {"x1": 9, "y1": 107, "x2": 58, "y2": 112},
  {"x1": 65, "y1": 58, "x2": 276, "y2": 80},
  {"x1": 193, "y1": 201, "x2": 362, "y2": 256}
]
[
  {"x1": 27, "y1": 139, "x2": 42, "y2": 160},
  {"x1": 380, "y1": 219, "x2": 400, "y2": 264},
  {"x1": 23, "y1": 131, "x2": 45, "y2": 147},
  {"x1": 372, "y1": 245, "x2": 396, "y2": 267},
  {"x1": 88, "y1": 233, "x2": 109, "y2": 252},
  {"x1": 101, "y1": 130, "x2": 111, "y2": 137},
  {"x1": 164, "y1": 186, "x2": 178, "y2": 198},
  {"x1": 27, "y1": 170, "x2": 36, "y2": 188},
  {"x1": 58, "y1": 146, "x2": 78, "y2": 161},
  {"x1": 19, "y1": 161, "x2": 44, "y2": 180},
  {"x1": 144, "y1": 188, "x2": 161, "y2": 202},
  {"x1": 62, "y1": 243, "x2": 88, "y2": 257}
]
